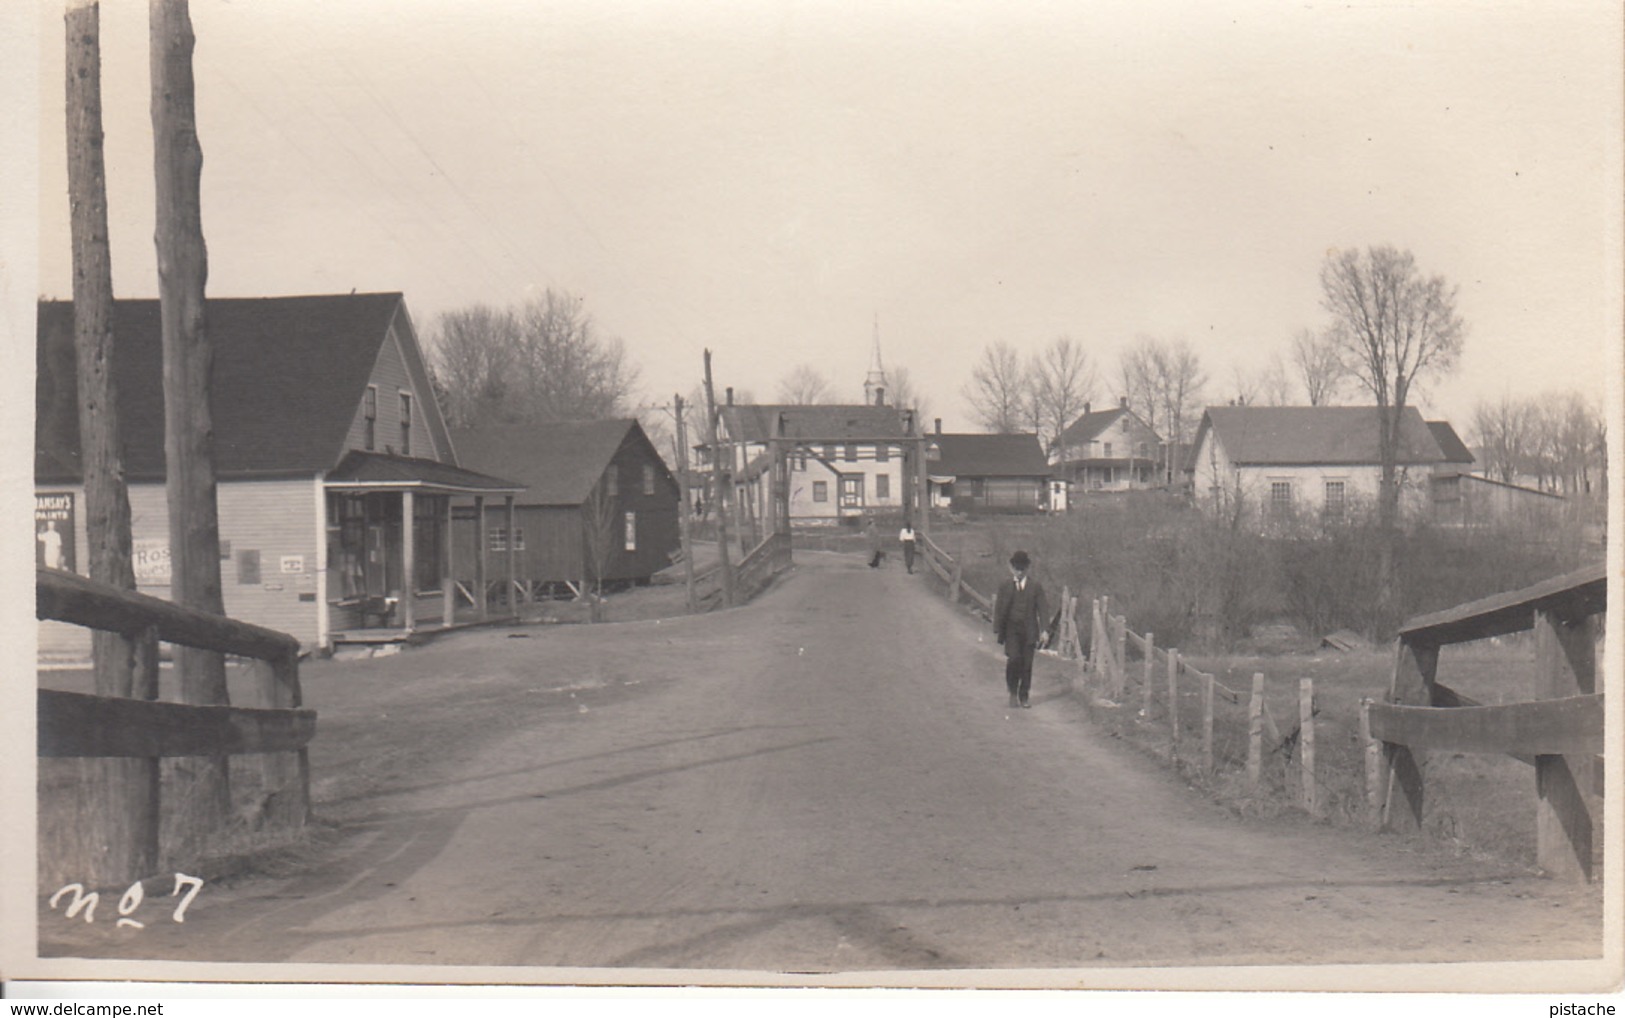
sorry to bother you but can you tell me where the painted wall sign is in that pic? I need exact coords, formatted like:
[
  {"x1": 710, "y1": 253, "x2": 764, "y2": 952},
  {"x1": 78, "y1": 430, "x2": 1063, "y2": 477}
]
[
  {"x1": 280, "y1": 555, "x2": 305, "y2": 574},
  {"x1": 132, "y1": 539, "x2": 172, "y2": 585},
  {"x1": 34, "y1": 492, "x2": 76, "y2": 572}
]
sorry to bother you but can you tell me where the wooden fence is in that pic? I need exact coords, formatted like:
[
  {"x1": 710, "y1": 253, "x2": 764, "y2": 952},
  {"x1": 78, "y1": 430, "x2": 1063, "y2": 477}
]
[
  {"x1": 917, "y1": 533, "x2": 994, "y2": 618},
  {"x1": 36, "y1": 568, "x2": 315, "y2": 888},
  {"x1": 695, "y1": 532, "x2": 793, "y2": 609},
  {"x1": 1365, "y1": 562, "x2": 1605, "y2": 881}
]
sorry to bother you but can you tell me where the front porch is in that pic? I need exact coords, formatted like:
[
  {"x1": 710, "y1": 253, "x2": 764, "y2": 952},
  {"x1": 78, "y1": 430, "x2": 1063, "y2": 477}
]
[{"x1": 324, "y1": 451, "x2": 523, "y2": 649}]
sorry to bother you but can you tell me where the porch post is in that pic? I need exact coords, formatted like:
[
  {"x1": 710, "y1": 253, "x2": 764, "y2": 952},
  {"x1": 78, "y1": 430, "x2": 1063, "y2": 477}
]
[
  {"x1": 474, "y1": 495, "x2": 488, "y2": 620},
  {"x1": 505, "y1": 494, "x2": 517, "y2": 617},
  {"x1": 442, "y1": 495, "x2": 454, "y2": 626},
  {"x1": 401, "y1": 489, "x2": 416, "y2": 631}
]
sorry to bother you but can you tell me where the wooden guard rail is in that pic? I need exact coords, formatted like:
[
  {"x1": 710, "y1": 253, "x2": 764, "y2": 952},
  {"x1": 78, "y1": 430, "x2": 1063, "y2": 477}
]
[
  {"x1": 696, "y1": 532, "x2": 792, "y2": 608},
  {"x1": 37, "y1": 567, "x2": 315, "y2": 887},
  {"x1": 1366, "y1": 562, "x2": 1605, "y2": 881},
  {"x1": 917, "y1": 533, "x2": 993, "y2": 618}
]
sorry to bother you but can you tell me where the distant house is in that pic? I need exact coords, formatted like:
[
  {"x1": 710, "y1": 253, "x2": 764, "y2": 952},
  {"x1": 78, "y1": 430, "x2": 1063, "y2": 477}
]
[
  {"x1": 449, "y1": 420, "x2": 681, "y2": 596},
  {"x1": 1187, "y1": 405, "x2": 1455, "y2": 525},
  {"x1": 710, "y1": 399, "x2": 923, "y2": 526},
  {"x1": 924, "y1": 426, "x2": 1051, "y2": 513},
  {"x1": 35, "y1": 294, "x2": 522, "y2": 657},
  {"x1": 1052, "y1": 399, "x2": 1164, "y2": 492}
]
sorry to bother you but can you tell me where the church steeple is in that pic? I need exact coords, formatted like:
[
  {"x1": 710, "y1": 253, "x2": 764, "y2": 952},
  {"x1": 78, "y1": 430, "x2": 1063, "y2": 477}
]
[{"x1": 864, "y1": 313, "x2": 889, "y2": 407}]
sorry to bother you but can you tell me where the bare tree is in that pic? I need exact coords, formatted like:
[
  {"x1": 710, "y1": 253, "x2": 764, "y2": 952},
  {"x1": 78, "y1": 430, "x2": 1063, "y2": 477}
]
[
  {"x1": 1258, "y1": 354, "x2": 1294, "y2": 407},
  {"x1": 1028, "y1": 336, "x2": 1096, "y2": 464},
  {"x1": 579, "y1": 472, "x2": 619, "y2": 622},
  {"x1": 1121, "y1": 335, "x2": 1207, "y2": 484},
  {"x1": 1290, "y1": 326, "x2": 1347, "y2": 406},
  {"x1": 1227, "y1": 365, "x2": 1259, "y2": 407},
  {"x1": 428, "y1": 304, "x2": 520, "y2": 428},
  {"x1": 775, "y1": 364, "x2": 832, "y2": 405},
  {"x1": 961, "y1": 341, "x2": 1029, "y2": 433},
  {"x1": 1321, "y1": 245, "x2": 1464, "y2": 628},
  {"x1": 1471, "y1": 393, "x2": 1536, "y2": 485},
  {"x1": 885, "y1": 364, "x2": 931, "y2": 423},
  {"x1": 428, "y1": 289, "x2": 639, "y2": 426},
  {"x1": 1322, "y1": 245, "x2": 1465, "y2": 530}
]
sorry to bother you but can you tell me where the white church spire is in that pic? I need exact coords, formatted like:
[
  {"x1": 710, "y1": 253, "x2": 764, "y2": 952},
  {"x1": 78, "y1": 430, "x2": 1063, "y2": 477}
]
[{"x1": 864, "y1": 312, "x2": 889, "y2": 406}]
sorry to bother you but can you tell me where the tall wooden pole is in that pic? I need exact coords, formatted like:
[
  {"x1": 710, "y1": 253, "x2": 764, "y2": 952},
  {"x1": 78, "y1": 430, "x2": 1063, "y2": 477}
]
[
  {"x1": 703, "y1": 350, "x2": 735, "y2": 607},
  {"x1": 674, "y1": 394, "x2": 696, "y2": 612},
  {"x1": 152, "y1": 0, "x2": 230, "y2": 826},
  {"x1": 67, "y1": 0, "x2": 158, "y2": 888}
]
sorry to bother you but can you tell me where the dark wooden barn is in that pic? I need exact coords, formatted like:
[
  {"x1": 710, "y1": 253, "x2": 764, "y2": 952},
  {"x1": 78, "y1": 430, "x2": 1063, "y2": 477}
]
[{"x1": 449, "y1": 420, "x2": 681, "y2": 598}]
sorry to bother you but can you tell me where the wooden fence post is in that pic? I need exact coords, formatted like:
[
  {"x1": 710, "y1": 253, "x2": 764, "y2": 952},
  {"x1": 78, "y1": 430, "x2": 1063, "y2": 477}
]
[
  {"x1": 1359, "y1": 697, "x2": 1382, "y2": 825},
  {"x1": 1534, "y1": 609, "x2": 1597, "y2": 881},
  {"x1": 1300, "y1": 677, "x2": 1317, "y2": 816},
  {"x1": 948, "y1": 560, "x2": 963, "y2": 603},
  {"x1": 1141, "y1": 631, "x2": 1154, "y2": 715},
  {"x1": 1114, "y1": 614, "x2": 1128, "y2": 699},
  {"x1": 1166, "y1": 648, "x2": 1180, "y2": 760},
  {"x1": 1247, "y1": 672, "x2": 1264, "y2": 789},
  {"x1": 1201, "y1": 672, "x2": 1215, "y2": 775},
  {"x1": 253, "y1": 648, "x2": 310, "y2": 828}
]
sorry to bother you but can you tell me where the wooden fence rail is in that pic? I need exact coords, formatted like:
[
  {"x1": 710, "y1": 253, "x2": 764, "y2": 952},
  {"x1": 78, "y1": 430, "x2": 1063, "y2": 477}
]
[
  {"x1": 918, "y1": 534, "x2": 993, "y2": 618},
  {"x1": 695, "y1": 532, "x2": 791, "y2": 609},
  {"x1": 36, "y1": 567, "x2": 314, "y2": 888},
  {"x1": 1367, "y1": 562, "x2": 1605, "y2": 881}
]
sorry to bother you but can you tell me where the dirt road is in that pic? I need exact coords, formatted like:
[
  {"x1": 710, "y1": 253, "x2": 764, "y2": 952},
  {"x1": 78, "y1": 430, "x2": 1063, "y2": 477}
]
[{"x1": 41, "y1": 551, "x2": 1605, "y2": 983}]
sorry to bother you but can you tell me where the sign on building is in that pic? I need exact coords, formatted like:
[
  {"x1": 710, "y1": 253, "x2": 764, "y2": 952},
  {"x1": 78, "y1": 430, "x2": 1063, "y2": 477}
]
[
  {"x1": 133, "y1": 539, "x2": 172, "y2": 585},
  {"x1": 34, "y1": 492, "x2": 76, "y2": 572}
]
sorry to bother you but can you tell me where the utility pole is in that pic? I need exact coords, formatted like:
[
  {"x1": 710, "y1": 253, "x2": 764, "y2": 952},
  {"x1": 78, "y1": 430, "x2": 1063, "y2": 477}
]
[
  {"x1": 673, "y1": 393, "x2": 696, "y2": 612},
  {"x1": 66, "y1": 0, "x2": 158, "y2": 889},
  {"x1": 703, "y1": 351, "x2": 735, "y2": 607},
  {"x1": 152, "y1": 0, "x2": 230, "y2": 828}
]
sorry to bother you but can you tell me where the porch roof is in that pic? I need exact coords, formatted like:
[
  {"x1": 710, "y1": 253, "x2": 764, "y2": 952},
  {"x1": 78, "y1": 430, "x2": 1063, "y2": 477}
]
[{"x1": 325, "y1": 450, "x2": 523, "y2": 494}]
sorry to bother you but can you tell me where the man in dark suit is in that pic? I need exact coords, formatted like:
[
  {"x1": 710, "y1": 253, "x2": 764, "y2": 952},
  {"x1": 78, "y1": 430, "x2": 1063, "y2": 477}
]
[{"x1": 993, "y1": 549, "x2": 1050, "y2": 709}]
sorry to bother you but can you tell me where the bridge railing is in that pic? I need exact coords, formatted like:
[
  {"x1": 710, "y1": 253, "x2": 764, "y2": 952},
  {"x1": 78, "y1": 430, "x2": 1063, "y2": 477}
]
[
  {"x1": 695, "y1": 532, "x2": 792, "y2": 609},
  {"x1": 1365, "y1": 562, "x2": 1605, "y2": 881},
  {"x1": 917, "y1": 533, "x2": 992, "y2": 618},
  {"x1": 36, "y1": 567, "x2": 315, "y2": 888}
]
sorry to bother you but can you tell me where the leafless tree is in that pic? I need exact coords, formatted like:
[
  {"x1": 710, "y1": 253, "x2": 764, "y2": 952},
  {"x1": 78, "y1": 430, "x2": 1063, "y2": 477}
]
[
  {"x1": 1471, "y1": 393, "x2": 1537, "y2": 485},
  {"x1": 428, "y1": 289, "x2": 639, "y2": 426},
  {"x1": 960, "y1": 341, "x2": 1029, "y2": 433},
  {"x1": 580, "y1": 472, "x2": 619, "y2": 622},
  {"x1": 885, "y1": 365, "x2": 931, "y2": 424},
  {"x1": 775, "y1": 364, "x2": 832, "y2": 405},
  {"x1": 1028, "y1": 336, "x2": 1097, "y2": 463},
  {"x1": 1257, "y1": 354, "x2": 1294, "y2": 407},
  {"x1": 1290, "y1": 326, "x2": 1348, "y2": 406},
  {"x1": 1322, "y1": 245, "x2": 1465, "y2": 530},
  {"x1": 1120, "y1": 335, "x2": 1207, "y2": 483}
]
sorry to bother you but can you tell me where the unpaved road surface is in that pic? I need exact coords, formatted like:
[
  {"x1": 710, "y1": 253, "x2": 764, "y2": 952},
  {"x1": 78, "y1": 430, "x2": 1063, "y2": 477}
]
[{"x1": 40, "y1": 551, "x2": 1605, "y2": 983}]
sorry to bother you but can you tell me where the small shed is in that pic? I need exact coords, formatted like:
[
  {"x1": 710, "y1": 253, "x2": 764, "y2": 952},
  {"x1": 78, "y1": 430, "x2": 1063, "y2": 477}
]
[
  {"x1": 924, "y1": 430, "x2": 1051, "y2": 512},
  {"x1": 449, "y1": 420, "x2": 682, "y2": 598}
]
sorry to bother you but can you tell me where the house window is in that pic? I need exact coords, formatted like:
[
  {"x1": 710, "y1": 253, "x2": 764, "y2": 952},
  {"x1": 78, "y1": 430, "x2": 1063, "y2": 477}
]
[
  {"x1": 875, "y1": 444, "x2": 889, "y2": 463},
  {"x1": 605, "y1": 465, "x2": 619, "y2": 497},
  {"x1": 876, "y1": 474, "x2": 890, "y2": 500},
  {"x1": 812, "y1": 480, "x2": 829, "y2": 503},
  {"x1": 823, "y1": 444, "x2": 835, "y2": 461},
  {"x1": 643, "y1": 464, "x2": 655, "y2": 495},
  {"x1": 1138, "y1": 442, "x2": 1150, "y2": 459},
  {"x1": 839, "y1": 475, "x2": 864, "y2": 507},
  {"x1": 1433, "y1": 474, "x2": 1461, "y2": 503},
  {"x1": 844, "y1": 443, "x2": 858, "y2": 462},
  {"x1": 1270, "y1": 480, "x2": 1293, "y2": 517},
  {"x1": 793, "y1": 451, "x2": 808, "y2": 471},
  {"x1": 1103, "y1": 441, "x2": 1113, "y2": 458},
  {"x1": 363, "y1": 387, "x2": 377, "y2": 451},
  {"x1": 399, "y1": 392, "x2": 412, "y2": 456},
  {"x1": 487, "y1": 526, "x2": 524, "y2": 552},
  {"x1": 328, "y1": 494, "x2": 366, "y2": 599},
  {"x1": 624, "y1": 511, "x2": 637, "y2": 551},
  {"x1": 412, "y1": 494, "x2": 445, "y2": 591},
  {"x1": 1324, "y1": 480, "x2": 1346, "y2": 519}
]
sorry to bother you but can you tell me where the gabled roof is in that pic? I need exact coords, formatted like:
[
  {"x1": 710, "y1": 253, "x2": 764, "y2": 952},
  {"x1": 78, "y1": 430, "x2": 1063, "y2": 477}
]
[
  {"x1": 325, "y1": 450, "x2": 521, "y2": 493},
  {"x1": 1056, "y1": 404, "x2": 1161, "y2": 449},
  {"x1": 449, "y1": 419, "x2": 673, "y2": 506},
  {"x1": 1427, "y1": 421, "x2": 1476, "y2": 465},
  {"x1": 927, "y1": 433, "x2": 1051, "y2": 477},
  {"x1": 721, "y1": 403, "x2": 912, "y2": 443},
  {"x1": 36, "y1": 293, "x2": 424, "y2": 482},
  {"x1": 1194, "y1": 405, "x2": 1447, "y2": 467}
]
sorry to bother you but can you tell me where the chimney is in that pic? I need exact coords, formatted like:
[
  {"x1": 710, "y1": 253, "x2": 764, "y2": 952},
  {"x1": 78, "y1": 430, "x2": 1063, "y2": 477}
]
[
  {"x1": 1083, "y1": 401, "x2": 1091, "y2": 415},
  {"x1": 934, "y1": 417, "x2": 942, "y2": 435},
  {"x1": 1120, "y1": 395, "x2": 1128, "y2": 408},
  {"x1": 725, "y1": 386, "x2": 734, "y2": 406}
]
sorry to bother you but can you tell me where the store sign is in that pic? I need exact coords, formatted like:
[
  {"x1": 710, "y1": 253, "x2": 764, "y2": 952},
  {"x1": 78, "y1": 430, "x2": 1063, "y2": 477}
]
[
  {"x1": 35, "y1": 492, "x2": 76, "y2": 571},
  {"x1": 133, "y1": 539, "x2": 172, "y2": 585}
]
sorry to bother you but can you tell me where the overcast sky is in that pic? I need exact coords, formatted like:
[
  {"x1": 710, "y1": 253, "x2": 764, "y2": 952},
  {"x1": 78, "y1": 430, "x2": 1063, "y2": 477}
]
[{"x1": 25, "y1": 0, "x2": 1624, "y2": 433}]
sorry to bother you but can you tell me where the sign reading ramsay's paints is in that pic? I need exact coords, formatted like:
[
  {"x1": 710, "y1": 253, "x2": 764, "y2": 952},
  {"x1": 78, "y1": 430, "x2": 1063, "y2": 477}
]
[
  {"x1": 133, "y1": 539, "x2": 172, "y2": 585},
  {"x1": 34, "y1": 492, "x2": 76, "y2": 572}
]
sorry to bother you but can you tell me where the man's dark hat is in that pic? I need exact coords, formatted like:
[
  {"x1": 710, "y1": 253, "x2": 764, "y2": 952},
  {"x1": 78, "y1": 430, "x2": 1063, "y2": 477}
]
[{"x1": 1010, "y1": 550, "x2": 1031, "y2": 569}]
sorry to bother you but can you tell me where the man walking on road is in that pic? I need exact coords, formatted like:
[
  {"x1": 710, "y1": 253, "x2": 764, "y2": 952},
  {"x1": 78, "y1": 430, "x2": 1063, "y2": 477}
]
[{"x1": 993, "y1": 550, "x2": 1049, "y2": 709}]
